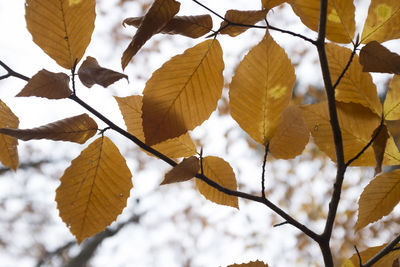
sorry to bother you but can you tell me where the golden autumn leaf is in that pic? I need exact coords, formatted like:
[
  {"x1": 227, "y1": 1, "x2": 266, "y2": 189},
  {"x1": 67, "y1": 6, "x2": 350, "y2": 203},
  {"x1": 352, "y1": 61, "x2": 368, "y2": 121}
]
[
  {"x1": 78, "y1": 56, "x2": 128, "y2": 88},
  {"x1": 56, "y1": 136, "x2": 133, "y2": 244},
  {"x1": 25, "y1": 0, "x2": 95, "y2": 69},
  {"x1": 123, "y1": 15, "x2": 213, "y2": 39},
  {"x1": 384, "y1": 75, "x2": 400, "y2": 120},
  {"x1": 361, "y1": 0, "x2": 400, "y2": 43},
  {"x1": 372, "y1": 124, "x2": 389, "y2": 175},
  {"x1": 0, "y1": 100, "x2": 19, "y2": 171},
  {"x1": 302, "y1": 102, "x2": 400, "y2": 166},
  {"x1": 356, "y1": 169, "x2": 400, "y2": 230},
  {"x1": 228, "y1": 260, "x2": 269, "y2": 267},
  {"x1": 229, "y1": 31, "x2": 295, "y2": 145},
  {"x1": 142, "y1": 39, "x2": 224, "y2": 146},
  {"x1": 0, "y1": 114, "x2": 97, "y2": 144},
  {"x1": 326, "y1": 43, "x2": 382, "y2": 116},
  {"x1": 269, "y1": 105, "x2": 309, "y2": 159},
  {"x1": 195, "y1": 156, "x2": 238, "y2": 209},
  {"x1": 16, "y1": 69, "x2": 72, "y2": 99},
  {"x1": 289, "y1": 0, "x2": 355, "y2": 43},
  {"x1": 217, "y1": 9, "x2": 268, "y2": 37},
  {"x1": 161, "y1": 156, "x2": 200, "y2": 185},
  {"x1": 359, "y1": 41, "x2": 400, "y2": 74},
  {"x1": 342, "y1": 244, "x2": 400, "y2": 267},
  {"x1": 121, "y1": 0, "x2": 180, "y2": 69},
  {"x1": 262, "y1": 0, "x2": 286, "y2": 9},
  {"x1": 386, "y1": 119, "x2": 400, "y2": 152},
  {"x1": 114, "y1": 95, "x2": 197, "y2": 158}
]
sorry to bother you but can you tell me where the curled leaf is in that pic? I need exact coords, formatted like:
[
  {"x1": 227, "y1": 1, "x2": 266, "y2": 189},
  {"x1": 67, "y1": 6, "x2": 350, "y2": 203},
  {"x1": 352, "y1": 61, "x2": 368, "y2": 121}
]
[
  {"x1": 359, "y1": 41, "x2": 400, "y2": 74},
  {"x1": 217, "y1": 9, "x2": 268, "y2": 37},
  {"x1": 16, "y1": 69, "x2": 72, "y2": 99},
  {"x1": 123, "y1": 15, "x2": 213, "y2": 38},
  {"x1": 0, "y1": 100, "x2": 19, "y2": 171},
  {"x1": 161, "y1": 156, "x2": 199, "y2": 185},
  {"x1": 78, "y1": 56, "x2": 128, "y2": 88},
  {"x1": 0, "y1": 114, "x2": 97, "y2": 144},
  {"x1": 56, "y1": 136, "x2": 133, "y2": 244},
  {"x1": 121, "y1": 0, "x2": 180, "y2": 69}
]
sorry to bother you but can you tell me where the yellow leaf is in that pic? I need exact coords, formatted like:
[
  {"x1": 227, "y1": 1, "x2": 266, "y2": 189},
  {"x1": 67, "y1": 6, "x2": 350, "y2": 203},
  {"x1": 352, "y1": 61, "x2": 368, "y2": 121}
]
[
  {"x1": 302, "y1": 102, "x2": 400, "y2": 166},
  {"x1": 356, "y1": 169, "x2": 400, "y2": 230},
  {"x1": 326, "y1": 43, "x2": 382, "y2": 116},
  {"x1": 269, "y1": 105, "x2": 309, "y2": 159},
  {"x1": 262, "y1": 0, "x2": 286, "y2": 9},
  {"x1": 229, "y1": 31, "x2": 295, "y2": 145},
  {"x1": 384, "y1": 75, "x2": 400, "y2": 120},
  {"x1": 342, "y1": 244, "x2": 400, "y2": 267},
  {"x1": 78, "y1": 56, "x2": 128, "y2": 88},
  {"x1": 25, "y1": 0, "x2": 95, "y2": 69},
  {"x1": 196, "y1": 156, "x2": 239, "y2": 209},
  {"x1": 142, "y1": 39, "x2": 224, "y2": 146},
  {"x1": 289, "y1": 0, "x2": 355, "y2": 43},
  {"x1": 0, "y1": 100, "x2": 19, "y2": 171},
  {"x1": 121, "y1": 0, "x2": 180, "y2": 69},
  {"x1": 361, "y1": 0, "x2": 400, "y2": 43},
  {"x1": 0, "y1": 114, "x2": 97, "y2": 144},
  {"x1": 16, "y1": 69, "x2": 72, "y2": 99},
  {"x1": 372, "y1": 124, "x2": 389, "y2": 175},
  {"x1": 359, "y1": 41, "x2": 400, "y2": 74},
  {"x1": 228, "y1": 260, "x2": 269, "y2": 267},
  {"x1": 114, "y1": 95, "x2": 197, "y2": 158},
  {"x1": 161, "y1": 156, "x2": 199, "y2": 185},
  {"x1": 123, "y1": 15, "x2": 213, "y2": 39},
  {"x1": 55, "y1": 136, "x2": 133, "y2": 244},
  {"x1": 218, "y1": 9, "x2": 268, "y2": 37}
]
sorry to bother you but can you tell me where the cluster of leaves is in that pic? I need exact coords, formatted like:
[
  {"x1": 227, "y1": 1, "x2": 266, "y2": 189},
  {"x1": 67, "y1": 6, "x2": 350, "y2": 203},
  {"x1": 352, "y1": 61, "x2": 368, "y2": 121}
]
[{"x1": 1, "y1": 0, "x2": 400, "y2": 266}]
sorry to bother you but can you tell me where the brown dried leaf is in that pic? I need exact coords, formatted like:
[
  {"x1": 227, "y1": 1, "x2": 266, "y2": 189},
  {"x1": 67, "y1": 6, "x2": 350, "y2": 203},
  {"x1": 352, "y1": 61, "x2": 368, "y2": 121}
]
[
  {"x1": 161, "y1": 156, "x2": 199, "y2": 185},
  {"x1": 359, "y1": 41, "x2": 400, "y2": 74},
  {"x1": 262, "y1": 0, "x2": 286, "y2": 9},
  {"x1": 0, "y1": 114, "x2": 97, "y2": 144},
  {"x1": 218, "y1": 9, "x2": 268, "y2": 37},
  {"x1": 0, "y1": 100, "x2": 19, "y2": 171},
  {"x1": 386, "y1": 119, "x2": 400, "y2": 152},
  {"x1": 372, "y1": 124, "x2": 389, "y2": 175},
  {"x1": 228, "y1": 260, "x2": 269, "y2": 267},
  {"x1": 78, "y1": 56, "x2": 128, "y2": 88},
  {"x1": 121, "y1": 0, "x2": 180, "y2": 69},
  {"x1": 16, "y1": 69, "x2": 72, "y2": 99},
  {"x1": 123, "y1": 15, "x2": 212, "y2": 38}
]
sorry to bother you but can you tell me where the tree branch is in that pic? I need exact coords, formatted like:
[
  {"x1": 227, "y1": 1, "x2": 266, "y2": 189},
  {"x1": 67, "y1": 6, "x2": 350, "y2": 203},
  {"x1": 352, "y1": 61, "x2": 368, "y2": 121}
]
[
  {"x1": 363, "y1": 234, "x2": 400, "y2": 267},
  {"x1": 261, "y1": 143, "x2": 269, "y2": 199}
]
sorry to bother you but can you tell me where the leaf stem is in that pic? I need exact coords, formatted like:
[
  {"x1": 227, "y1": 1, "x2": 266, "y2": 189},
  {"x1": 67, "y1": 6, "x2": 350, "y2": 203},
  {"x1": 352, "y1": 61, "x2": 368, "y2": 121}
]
[{"x1": 261, "y1": 143, "x2": 269, "y2": 199}]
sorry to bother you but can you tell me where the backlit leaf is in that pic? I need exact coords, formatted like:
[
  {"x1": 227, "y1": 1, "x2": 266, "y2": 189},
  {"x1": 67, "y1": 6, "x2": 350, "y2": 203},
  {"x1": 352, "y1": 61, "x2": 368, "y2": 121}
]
[
  {"x1": 262, "y1": 0, "x2": 286, "y2": 9},
  {"x1": 161, "y1": 156, "x2": 199, "y2": 185},
  {"x1": 0, "y1": 100, "x2": 19, "y2": 171},
  {"x1": 356, "y1": 169, "x2": 400, "y2": 230},
  {"x1": 115, "y1": 95, "x2": 197, "y2": 158},
  {"x1": 196, "y1": 156, "x2": 238, "y2": 208},
  {"x1": 326, "y1": 43, "x2": 382, "y2": 116},
  {"x1": 359, "y1": 41, "x2": 400, "y2": 74},
  {"x1": 228, "y1": 260, "x2": 269, "y2": 267},
  {"x1": 372, "y1": 124, "x2": 389, "y2": 175},
  {"x1": 121, "y1": 0, "x2": 180, "y2": 69},
  {"x1": 56, "y1": 136, "x2": 133, "y2": 244},
  {"x1": 342, "y1": 244, "x2": 400, "y2": 267},
  {"x1": 25, "y1": 0, "x2": 95, "y2": 69},
  {"x1": 217, "y1": 9, "x2": 268, "y2": 37},
  {"x1": 142, "y1": 39, "x2": 224, "y2": 146},
  {"x1": 229, "y1": 31, "x2": 295, "y2": 145},
  {"x1": 0, "y1": 114, "x2": 97, "y2": 144},
  {"x1": 78, "y1": 56, "x2": 128, "y2": 88},
  {"x1": 123, "y1": 15, "x2": 212, "y2": 38},
  {"x1": 16, "y1": 69, "x2": 72, "y2": 99},
  {"x1": 302, "y1": 102, "x2": 400, "y2": 166},
  {"x1": 361, "y1": 0, "x2": 400, "y2": 43},
  {"x1": 269, "y1": 105, "x2": 309, "y2": 159},
  {"x1": 384, "y1": 75, "x2": 400, "y2": 120},
  {"x1": 289, "y1": 0, "x2": 355, "y2": 43}
]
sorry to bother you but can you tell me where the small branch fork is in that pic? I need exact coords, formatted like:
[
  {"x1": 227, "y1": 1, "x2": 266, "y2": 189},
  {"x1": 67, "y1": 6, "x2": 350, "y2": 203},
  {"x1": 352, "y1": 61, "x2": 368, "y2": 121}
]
[{"x1": 0, "y1": 59, "x2": 319, "y2": 243}]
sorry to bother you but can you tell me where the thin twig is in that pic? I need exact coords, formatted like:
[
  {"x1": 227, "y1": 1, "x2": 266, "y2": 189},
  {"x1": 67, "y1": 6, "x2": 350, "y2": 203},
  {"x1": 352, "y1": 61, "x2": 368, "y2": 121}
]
[
  {"x1": 354, "y1": 245, "x2": 363, "y2": 267},
  {"x1": 273, "y1": 221, "x2": 289, "y2": 227},
  {"x1": 363, "y1": 234, "x2": 400, "y2": 267},
  {"x1": 332, "y1": 41, "x2": 359, "y2": 91},
  {"x1": 261, "y1": 143, "x2": 269, "y2": 199},
  {"x1": 0, "y1": 60, "x2": 30, "y2": 81}
]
